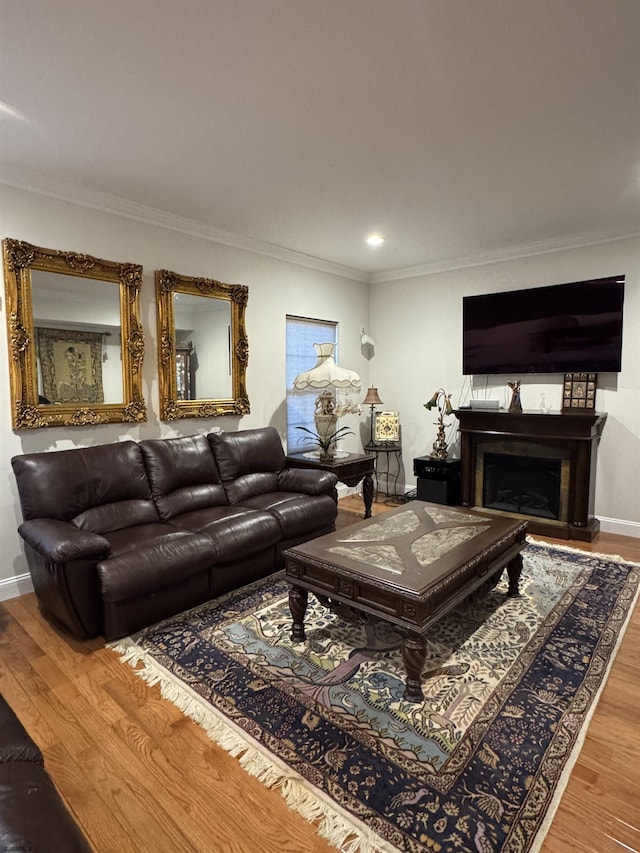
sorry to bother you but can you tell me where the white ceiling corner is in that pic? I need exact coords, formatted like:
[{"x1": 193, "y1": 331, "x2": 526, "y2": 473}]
[{"x1": 1, "y1": 0, "x2": 639, "y2": 281}]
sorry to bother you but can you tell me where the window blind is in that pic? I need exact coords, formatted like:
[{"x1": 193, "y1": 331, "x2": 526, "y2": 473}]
[{"x1": 285, "y1": 316, "x2": 337, "y2": 453}]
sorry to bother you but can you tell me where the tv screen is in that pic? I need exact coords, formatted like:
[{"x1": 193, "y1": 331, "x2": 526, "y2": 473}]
[{"x1": 462, "y1": 276, "x2": 625, "y2": 375}]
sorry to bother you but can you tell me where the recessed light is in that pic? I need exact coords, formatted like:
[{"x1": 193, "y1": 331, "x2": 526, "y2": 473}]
[{"x1": 365, "y1": 234, "x2": 385, "y2": 248}]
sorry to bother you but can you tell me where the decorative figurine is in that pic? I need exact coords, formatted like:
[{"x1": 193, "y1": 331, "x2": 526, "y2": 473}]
[
  {"x1": 508, "y1": 381, "x2": 522, "y2": 413},
  {"x1": 424, "y1": 388, "x2": 454, "y2": 459}
]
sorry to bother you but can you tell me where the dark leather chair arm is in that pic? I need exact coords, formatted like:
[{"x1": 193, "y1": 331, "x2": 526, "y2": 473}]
[
  {"x1": 18, "y1": 519, "x2": 110, "y2": 562},
  {"x1": 278, "y1": 468, "x2": 339, "y2": 496}
]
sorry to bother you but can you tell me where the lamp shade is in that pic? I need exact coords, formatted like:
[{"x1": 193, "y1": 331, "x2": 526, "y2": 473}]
[
  {"x1": 362, "y1": 387, "x2": 383, "y2": 406},
  {"x1": 292, "y1": 343, "x2": 361, "y2": 392}
]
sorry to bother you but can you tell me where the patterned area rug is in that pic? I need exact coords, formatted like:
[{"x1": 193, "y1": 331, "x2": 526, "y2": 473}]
[{"x1": 111, "y1": 540, "x2": 639, "y2": 853}]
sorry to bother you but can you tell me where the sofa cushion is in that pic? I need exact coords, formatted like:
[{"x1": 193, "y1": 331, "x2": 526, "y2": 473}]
[
  {"x1": 0, "y1": 695, "x2": 93, "y2": 853},
  {"x1": 72, "y1": 499, "x2": 159, "y2": 534},
  {"x1": 12, "y1": 441, "x2": 157, "y2": 527},
  {"x1": 102, "y1": 523, "x2": 195, "y2": 557},
  {"x1": 0, "y1": 762, "x2": 93, "y2": 852},
  {"x1": 237, "y1": 492, "x2": 338, "y2": 539},
  {"x1": 97, "y1": 533, "x2": 214, "y2": 604},
  {"x1": 140, "y1": 435, "x2": 228, "y2": 520},
  {"x1": 0, "y1": 697, "x2": 43, "y2": 766},
  {"x1": 209, "y1": 427, "x2": 288, "y2": 503},
  {"x1": 168, "y1": 506, "x2": 280, "y2": 562}
]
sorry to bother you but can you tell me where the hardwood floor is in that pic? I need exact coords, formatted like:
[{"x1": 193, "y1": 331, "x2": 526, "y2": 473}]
[{"x1": 1, "y1": 495, "x2": 638, "y2": 853}]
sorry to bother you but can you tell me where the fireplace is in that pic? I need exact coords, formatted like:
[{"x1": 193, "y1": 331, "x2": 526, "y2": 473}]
[
  {"x1": 480, "y1": 450, "x2": 568, "y2": 521},
  {"x1": 455, "y1": 409, "x2": 607, "y2": 541}
]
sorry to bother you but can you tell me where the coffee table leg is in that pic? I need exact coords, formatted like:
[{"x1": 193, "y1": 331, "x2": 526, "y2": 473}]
[
  {"x1": 401, "y1": 633, "x2": 427, "y2": 703},
  {"x1": 362, "y1": 473, "x2": 374, "y2": 518},
  {"x1": 507, "y1": 553, "x2": 523, "y2": 597},
  {"x1": 289, "y1": 585, "x2": 309, "y2": 642}
]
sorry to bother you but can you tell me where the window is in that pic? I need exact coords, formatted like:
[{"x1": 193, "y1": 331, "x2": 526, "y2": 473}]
[{"x1": 285, "y1": 316, "x2": 337, "y2": 453}]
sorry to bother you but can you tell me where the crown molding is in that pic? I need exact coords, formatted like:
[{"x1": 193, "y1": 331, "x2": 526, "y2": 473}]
[
  {"x1": 370, "y1": 227, "x2": 640, "y2": 283},
  {"x1": 0, "y1": 173, "x2": 368, "y2": 283},
  {"x1": 2, "y1": 172, "x2": 638, "y2": 285}
]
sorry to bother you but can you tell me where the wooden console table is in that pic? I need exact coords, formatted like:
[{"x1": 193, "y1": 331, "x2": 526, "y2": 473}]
[
  {"x1": 454, "y1": 409, "x2": 607, "y2": 541},
  {"x1": 286, "y1": 452, "x2": 375, "y2": 518}
]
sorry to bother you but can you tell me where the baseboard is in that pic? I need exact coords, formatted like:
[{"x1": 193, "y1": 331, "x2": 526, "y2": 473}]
[
  {"x1": 337, "y1": 483, "x2": 359, "y2": 499},
  {"x1": 597, "y1": 516, "x2": 640, "y2": 539},
  {"x1": 0, "y1": 572, "x2": 34, "y2": 602}
]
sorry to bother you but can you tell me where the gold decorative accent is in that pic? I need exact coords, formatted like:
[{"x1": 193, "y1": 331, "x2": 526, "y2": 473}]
[
  {"x1": 160, "y1": 330, "x2": 174, "y2": 365},
  {"x1": 2, "y1": 238, "x2": 147, "y2": 430},
  {"x1": 15, "y1": 404, "x2": 48, "y2": 430},
  {"x1": 9, "y1": 312, "x2": 30, "y2": 358},
  {"x1": 127, "y1": 318, "x2": 145, "y2": 375},
  {"x1": 119, "y1": 262, "x2": 143, "y2": 290},
  {"x1": 63, "y1": 252, "x2": 97, "y2": 274},
  {"x1": 68, "y1": 408, "x2": 107, "y2": 426},
  {"x1": 236, "y1": 336, "x2": 249, "y2": 365},
  {"x1": 5, "y1": 239, "x2": 36, "y2": 271},
  {"x1": 230, "y1": 284, "x2": 249, "y2": 305},
  {"x1": 157, "y1": 269, "x2": 178, "y2": 293},
  {"x1": 123, "y1": 399, "x2": 147, "y2": 422},
  {"x1": 155, "y1": 268, "x2": 250, "y2": 421},
  {"x1": 162, "y1": 400, "x2": 181, "y2": 421}
]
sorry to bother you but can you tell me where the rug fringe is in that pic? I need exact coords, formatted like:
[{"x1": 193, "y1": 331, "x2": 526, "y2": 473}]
[
  {"x1": 109, "y1": 637, "x2": 399, "y2": 853},
  {"x1": 526, "y1": 535, "x2": 640, "y2": 567}
]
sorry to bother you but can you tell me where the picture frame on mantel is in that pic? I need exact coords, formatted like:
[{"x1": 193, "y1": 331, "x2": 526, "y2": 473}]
[{"x1": 562, "y1": 373, "x2": 597, "y2": 413}]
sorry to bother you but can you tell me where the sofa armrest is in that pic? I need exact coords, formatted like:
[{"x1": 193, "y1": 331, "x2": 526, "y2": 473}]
[
  {"x1": 278, "y1": 468, "x2": 339, "y2": 496},
  {"x1": 18, "y1": 519, "x2": 110, "y2": 563}
]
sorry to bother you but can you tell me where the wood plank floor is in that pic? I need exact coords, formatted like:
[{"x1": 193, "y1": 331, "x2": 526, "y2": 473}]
[{"x1": 0, "y1": 495, "x2": 638, "y2": 853}]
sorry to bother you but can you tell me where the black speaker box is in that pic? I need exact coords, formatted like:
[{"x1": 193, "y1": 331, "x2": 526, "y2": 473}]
[{"x1": 413, "y1": 457, "x2": 461, "y2": 506}]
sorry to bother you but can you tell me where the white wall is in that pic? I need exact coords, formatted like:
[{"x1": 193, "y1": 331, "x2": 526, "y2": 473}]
[
  {"x1": 369, "y1": 237, "x2": 640, "y2": 537},
  {"x1": 0, "y1": 185, "x2": 370, "y2": 597},
  {"x1": 2, "y1": 185, "x2": 638, "y2": 603}
]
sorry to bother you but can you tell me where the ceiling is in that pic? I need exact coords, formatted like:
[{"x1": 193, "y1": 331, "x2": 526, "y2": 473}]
[{"x1": 1, "y1": 0, "x2": 639, "y2": 281}]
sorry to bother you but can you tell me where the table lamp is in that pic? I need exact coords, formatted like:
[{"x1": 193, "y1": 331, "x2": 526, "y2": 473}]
[
  {"x1": 292, "y1": 343, "x2": 361, "y2": 460},
  {"x1": 362, "y1": 387, "x2": 383, "y2": 445}
]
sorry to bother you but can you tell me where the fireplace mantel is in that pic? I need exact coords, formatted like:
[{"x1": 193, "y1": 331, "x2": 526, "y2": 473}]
[{"x1": 454, "y1": 409, "x2": 607, "y2": 540}]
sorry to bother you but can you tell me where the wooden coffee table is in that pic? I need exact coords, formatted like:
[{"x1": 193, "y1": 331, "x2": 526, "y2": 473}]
[{"x1": 284, "y1": 501, "x2": 527, "y2": 702}]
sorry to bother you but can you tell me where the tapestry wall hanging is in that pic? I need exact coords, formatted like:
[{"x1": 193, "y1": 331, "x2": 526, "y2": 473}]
[{"x1": 37, "y1": 327, "x2": 104, "y2": 404}]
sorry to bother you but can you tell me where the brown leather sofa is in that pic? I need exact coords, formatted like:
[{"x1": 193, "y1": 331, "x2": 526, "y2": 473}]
[
  {"x1": 0, "y1": 693, "x2": 93, "y2": 852},
  {"x1": 11, "y1": 427, "x2": 338, "y2": 641}
]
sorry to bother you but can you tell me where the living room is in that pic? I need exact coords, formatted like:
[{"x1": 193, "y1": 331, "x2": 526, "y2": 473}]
[{"x1": 1, "y1": 2, "x2": 639, "y2": 851}]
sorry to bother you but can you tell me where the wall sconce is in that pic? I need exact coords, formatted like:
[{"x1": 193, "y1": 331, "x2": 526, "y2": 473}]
[{"x1": 361, "y1": 328, "x2": 376, "y2": 348}]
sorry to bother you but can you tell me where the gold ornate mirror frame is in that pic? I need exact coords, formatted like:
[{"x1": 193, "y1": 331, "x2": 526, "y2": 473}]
[
  {"x1": 2, "y1": 238, "x2": 146, "y2": 429},
  {"x1": 156, "y1": 269, "x2": 249, "y2": 420}
]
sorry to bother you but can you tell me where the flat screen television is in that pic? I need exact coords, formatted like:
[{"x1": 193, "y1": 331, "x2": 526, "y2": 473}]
[{"x1": 462, "y1": 276, "x2": 625, "y2": 375}]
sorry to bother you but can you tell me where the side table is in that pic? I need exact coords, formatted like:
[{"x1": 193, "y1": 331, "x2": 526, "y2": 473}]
[
  {"x1": 286, "y1": 452, "x2": 375, "y2": 518},
  {"x1": 364, "y1": 443, "x2": 402, "y2": 498}
]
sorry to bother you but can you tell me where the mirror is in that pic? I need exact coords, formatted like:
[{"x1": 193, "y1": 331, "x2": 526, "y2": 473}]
[
  {"x1": 2, "y1": 238, "x2": 146, "y2": 429},
  {"x1": 155, "y1": 269, "x2": 249, "y2": 420}
]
